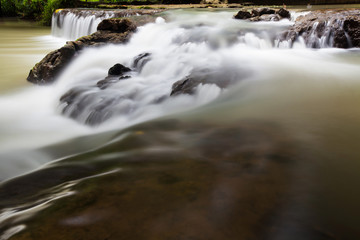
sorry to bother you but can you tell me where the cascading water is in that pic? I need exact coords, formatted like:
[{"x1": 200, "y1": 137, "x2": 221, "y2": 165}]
[
  {"x1": 51, "y1": 9, "x2": 162, "y2": 40},
  {"x1": 1, "y1": 8, "x2": 360, "y2": 240}
]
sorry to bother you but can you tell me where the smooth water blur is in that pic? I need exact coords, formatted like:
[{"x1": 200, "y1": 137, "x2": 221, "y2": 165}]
[
  {"x1": 0, "y1": 9, "x2": 360, "y2": 240},
  {"x1": 0, "y1": 19, "x2": 64, "y2": 92}
]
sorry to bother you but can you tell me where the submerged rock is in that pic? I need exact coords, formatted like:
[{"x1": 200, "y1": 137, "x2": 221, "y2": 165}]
[
  {"x1": 170, "y1": 68, "x2": 238, "y2": 97},
  {"x1": 279, "y1": 10, "x2": 360, "y2": 48},
  {"x1": 132, "y1": 52, "x2": 152, "y2": 72}
]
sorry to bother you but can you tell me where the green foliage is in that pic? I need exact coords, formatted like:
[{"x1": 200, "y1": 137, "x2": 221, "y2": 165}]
[
  {"x1": 41, "y1": 0, "x2": 76, "y2": 25},
  {"x1": 1, "y1": 0, "x2": 17, "y2": 16},
  {"x1": 15, "y1": 0, "x2": 47, "y2": 19},
  {"x1": 0, "y1": 0, "x2": 77, "y2": 25}
]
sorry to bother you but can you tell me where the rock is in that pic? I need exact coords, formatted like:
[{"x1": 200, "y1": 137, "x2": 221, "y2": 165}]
[
  {"x1": 27, "y1": 43, "x2": 76, "y2": 84},
  {"x1": 108, "y1": 63, "x2": 131, "y2": 75},
  {"x1": 256, "y1": 14, "x2": 281, "y2": 22},
  {"x1": 97, "y1": 18, "x2": 137, "y2": 33},
  {"x1": 171, "y1": 77, "x2": 199, "y2": 96},
  {"x1": 235, "y1": 7, "x2": 289, "y2": 22},
  {"x1": 343, "y1": 17, "x2": 360, "y2": 47},
  {"x1": 277, "y1": 8, "x2": 291, "y2": 19},
  {"x1": 279, "y1": 10, "x2": 360, "y2": 48},
  {"x1": 257, "y1": 7, "x2": 276, "y2": 15},
  {"x1": 96, "y1": 63, "x2": 132, "y2": 89},
  {"x1": 170, "y1": 69, "x2": 235, "y2": 96},
  {"x1": 27, "y1": 18, "x2": 137, "y2": 85},
  {"x1": 234, "y1": 10, "x2": 252, "y2": 20},
  {"x1": 97, "y1": 75, "x2": 131, "y2": 90},
  {"x1": 27, "y1": 9, "x2": 163, "y2": 85},
  {"x1": 132, "y1": 53, "x2": 152, "y2": 72}
]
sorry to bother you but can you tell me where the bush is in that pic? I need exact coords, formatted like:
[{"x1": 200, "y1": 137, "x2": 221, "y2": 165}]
[
  {"x1": 1, "y1": 0, "x2": 17, "y2": 16},
  {"x1": 42, "y1": 0, "x2": 77, "y2": 25},
  {"x1": 0, "y1": 0, "x2": 76, "y2": 25},
  {"x1": 15, "y1": 0, "x2": 46, "y2": 19}
]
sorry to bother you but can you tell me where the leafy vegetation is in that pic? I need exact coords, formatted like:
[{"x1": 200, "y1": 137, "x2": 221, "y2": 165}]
[{"x1": 0, "y1": 0, "x2": 76, "y2": 25}]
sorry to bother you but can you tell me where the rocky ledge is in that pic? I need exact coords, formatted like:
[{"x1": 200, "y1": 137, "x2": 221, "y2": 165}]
[
  {"x1": 27, "y1": 18, "x2": 137, "y2": 85},
  {"x1": 280, "y1": 9, "x2": 360, "y2": 48}
]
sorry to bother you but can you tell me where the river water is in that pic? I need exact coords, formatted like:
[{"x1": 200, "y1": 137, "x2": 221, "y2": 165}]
[{"x1": 1, "y1": 9, "x2": 360, "y2": 240}]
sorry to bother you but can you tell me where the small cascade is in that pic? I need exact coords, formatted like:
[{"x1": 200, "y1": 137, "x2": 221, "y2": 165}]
[
  {"x1": 51, "y1": 9, "x2": 162, "y2": 40},
  {"x1": 276, "y1": 10, "x2": 358, "y2": 48}
]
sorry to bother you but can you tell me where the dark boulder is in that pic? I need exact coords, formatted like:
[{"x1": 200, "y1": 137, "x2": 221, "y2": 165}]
[
  {"x1": 108, "y1": 63, "x2": 131, "y2": 75},
  {"x1": 277, "y1": 8, "x2": 291, "y2": 19},
  {"x1": 97, "y1": 18, "x2": 137, "y2": 33},
  {"x1": 234, "y1": 10, "x2": 252, "y2": 20},
  {"x1": 96, "y1": 63, "x2": 132, "y2": 89}
]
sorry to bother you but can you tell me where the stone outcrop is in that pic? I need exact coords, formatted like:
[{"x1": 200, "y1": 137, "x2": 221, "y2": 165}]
[
  {"x1": 279, "y1": 10, "x2": 360, "y2": 48},
  {"x1": 234, "y1": 8, "x2": 290, "y2": 22}
]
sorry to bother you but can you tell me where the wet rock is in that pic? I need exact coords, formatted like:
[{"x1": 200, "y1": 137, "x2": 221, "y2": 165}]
[
  {"x1": 27, "y1": 9, "x2": 163, "y2": 85},
  {"x1": 277, "y1": 8, "x2": 291, "y2": 19},
  {"x1": 171, "y1": 77, "x2": 200, "y2": 96},
  {"x1": 97, "y1": 75, "x2": 131, "y2": 90},
  {"x1": 234, "y1": 10, "x2": 252, "y2": 20},
  {"x1": 279, "y1": 10, "x2": 360, "y2": 48},
  {"x1": 132, "y1": 53, "x2": 152, "y2": 72},
  {"x1": 27, "y1": 18, "x2": 136, "y2": 85},
  {"x1": 253, "y1": 14, "x2": 281, "y2": 22},
  {"x1": 343, "y1": 17, "x2": 360, "y2": 47},
  {"x1": 108, "y1": 63, "x2": 131, "y2": 75},
  {"x1": 97, "y1": 18, "x2": 137, "y2": 33},
  {"x1": 170, "y1": 69, "x2": 235, "y2": 96},
  {"x1": 255, "y1": 7, "x2": 276, "y2": 16},
  {"x1": 27, "y1": 43, "x2": 76, "y2": 85}
]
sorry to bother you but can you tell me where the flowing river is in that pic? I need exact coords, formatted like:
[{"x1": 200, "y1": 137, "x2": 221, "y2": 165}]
[{"x1": 0, "y1": 8, "x2": 360, "y2": 240}]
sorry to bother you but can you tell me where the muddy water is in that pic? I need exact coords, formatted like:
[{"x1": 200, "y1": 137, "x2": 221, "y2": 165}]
[{"x1": 0, "y1": 19, "x2": 63, "y2": 92}]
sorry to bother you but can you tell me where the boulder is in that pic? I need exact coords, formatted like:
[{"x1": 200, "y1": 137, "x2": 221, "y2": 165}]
[
  {"x1": 27, "y1": 43, "x2": 76, "y2": 85},
  {"x1": 234, "y1": 10, "x2": 252, "y2": 20},
  {"x1": 108, "y1": 63, "x2": 131, "y2": 76},
  {"x1": 277, "y1": 8, "x2": 291, "y2": 19},
  {"x1": 97, "y1": 18, "x2": 137, "y2": 33}
]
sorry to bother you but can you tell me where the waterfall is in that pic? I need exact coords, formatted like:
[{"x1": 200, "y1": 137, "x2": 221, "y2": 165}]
[{"x1": 51, "y1": 9, "x2": 162, "y2": 40}]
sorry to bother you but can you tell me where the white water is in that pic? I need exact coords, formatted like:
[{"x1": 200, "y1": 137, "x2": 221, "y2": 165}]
[
  {"x1": 1, "y1": 9, "x2": 360, "y2": 181},
  {"x1": 51, "y1": 9, "x2": 115, "y2": 40}
]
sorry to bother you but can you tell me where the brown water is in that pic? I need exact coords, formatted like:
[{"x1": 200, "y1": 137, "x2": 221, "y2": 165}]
[{"x1": 0, "y1": 19, "x2": 63, "y2": 92}]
